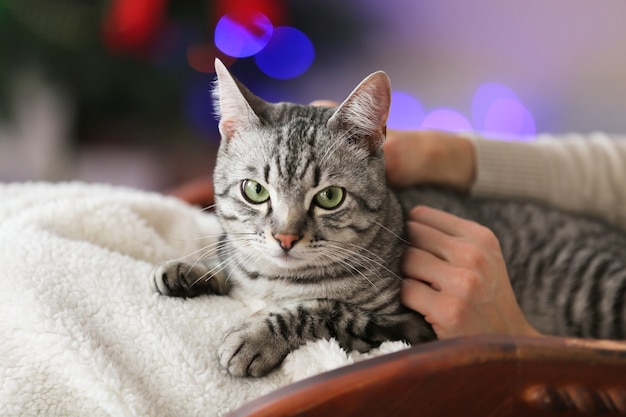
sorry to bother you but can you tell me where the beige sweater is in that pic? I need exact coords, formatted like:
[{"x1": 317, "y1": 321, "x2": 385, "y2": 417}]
[{"x1": 470, "y1": 133, "x2": 626, "y2": 232}]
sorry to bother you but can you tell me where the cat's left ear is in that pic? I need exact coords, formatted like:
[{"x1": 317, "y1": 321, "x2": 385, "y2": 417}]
[
  {"x1": 213, "y1": 58, "x2": 266, "y2": 141},
  {"x1": 327, "y1": 70, "x2": 391, "y2": 154}
]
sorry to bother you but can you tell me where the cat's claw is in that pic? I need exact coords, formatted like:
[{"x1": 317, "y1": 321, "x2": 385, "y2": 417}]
[
  {"x1": 152, "y1": 260, "x2": 215, "y2": 298},
  {"x1": 152, "y1": 262, "x2": 175, "y2": 295},
  {"x1": 218, "y1": 319, "x2": 290, "y2": 377}
]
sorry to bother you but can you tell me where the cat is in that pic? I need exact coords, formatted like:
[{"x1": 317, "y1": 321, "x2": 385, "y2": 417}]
[{"x1": 153, "y1": 58, "x2": 626, "y2": 378}]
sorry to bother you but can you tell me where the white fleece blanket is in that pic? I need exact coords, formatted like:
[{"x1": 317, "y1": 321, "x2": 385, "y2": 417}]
[{"x1": 0, "y1": 182, "x2": 408, "y2": 417}]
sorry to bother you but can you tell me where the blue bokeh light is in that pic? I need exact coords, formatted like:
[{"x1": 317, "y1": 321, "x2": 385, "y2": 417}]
[
  {"x1": 388, "y1": 91, "x2": 425, "y2": 129},
  {"x1": 214, "y1": 13, "x2": 273, "y2": 58},
  {"x1": 421, "y1": 108, "x2": 472, "y2": 132},
  {"x1": 254, "y1": 26, "x2": 315, "y2": 79}
]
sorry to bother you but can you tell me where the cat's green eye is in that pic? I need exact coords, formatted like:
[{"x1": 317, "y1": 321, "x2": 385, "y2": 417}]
[
  {"x1": 314, "y1": 186, "x2": 345, "y2": 210},
  {"x1": 241, "y1": 179, "x2": 270, "y2": 204}
]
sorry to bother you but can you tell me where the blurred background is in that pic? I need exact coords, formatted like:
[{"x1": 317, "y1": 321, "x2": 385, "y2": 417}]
[{"x1": 1, "y1": 0, "x2": 625, "y2": 191}]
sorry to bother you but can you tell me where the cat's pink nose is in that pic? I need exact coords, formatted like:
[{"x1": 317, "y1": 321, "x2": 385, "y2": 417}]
[{"x1": 273, "y1": 233, "x2": 301, "y2": 251}]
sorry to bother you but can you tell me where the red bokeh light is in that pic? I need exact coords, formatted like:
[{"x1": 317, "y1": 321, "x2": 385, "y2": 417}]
[
  {"x1": 213, "y1": 0, "x2": 287, "y2": 28},
  {"x1": 103, "y1": 0, "x2": 168, "y2": 52}
]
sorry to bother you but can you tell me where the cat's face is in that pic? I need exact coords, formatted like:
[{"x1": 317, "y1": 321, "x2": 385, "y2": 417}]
[{"x1": 212, "y1": 59, "x2": 394, "y2": 277}]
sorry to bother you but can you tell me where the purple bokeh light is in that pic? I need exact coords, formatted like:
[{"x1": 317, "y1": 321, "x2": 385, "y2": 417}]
[
  {"x1": 214, "y1": 13, "x2": 273, "y2": 58},
  {"x1": 472, "y1": 83, "x2": 518, "y2": 129},
  {"x1": 388, "y1": 91, "x2": 425, "y2": 129},
  {"x1": 483, "y1": 98, "x2": 536, "y2": 139},
  {"x1": 421, "y1": 108, "x2": 472, "y2": 132},
  {"x1": 472, "y1": 82, "x2": 536, "y2": 138}
]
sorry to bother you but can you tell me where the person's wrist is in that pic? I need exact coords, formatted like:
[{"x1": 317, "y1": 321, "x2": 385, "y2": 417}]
[
  {"x1": 383, "y1": 130, "x2": 476, "y2": 190},
  {"x1": 443, "y1": 134, "x2": 476, "y2": 192},
  {"x1": 420, "y1": 132, "x2": 476, "y2": 192}
]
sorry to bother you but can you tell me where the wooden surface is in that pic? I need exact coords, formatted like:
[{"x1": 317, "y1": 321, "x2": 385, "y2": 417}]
[{"x1": 227, "y1": 336, "x2": 626, "y2": 417}]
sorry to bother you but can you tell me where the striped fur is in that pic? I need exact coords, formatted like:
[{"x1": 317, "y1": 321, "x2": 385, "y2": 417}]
[
  {"x1": 154, "y1": 61, "x2": 626, "y2": 377},
  {"x1": 397, "y1": 189, "x2": 626, "y2": 340}
]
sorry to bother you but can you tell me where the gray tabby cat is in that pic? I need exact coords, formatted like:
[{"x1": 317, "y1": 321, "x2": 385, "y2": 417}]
[{"x1": 154, "y1": 59, "x2": 626, "y2": 377}]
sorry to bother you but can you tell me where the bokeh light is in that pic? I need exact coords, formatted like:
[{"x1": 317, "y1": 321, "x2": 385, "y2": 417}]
[
  {"x1": 421, "y1": 108, "x2": 473, "y2": 132},
  {"x1": 103, "y1": 0, "x2": 167, "y2": 51},
  {"x1": 214, "y1": 0, "x2": 287, "y2": 28},
  {"x1": 387, "y1": 91, "x2": 425, "y2": 129},
  {"x1": 472, "y1": 83, "x2": 519, "y2": 129},
  {"x1": 483, "y1": 98, "x2": 536, "y2": 139},
  {"x1": 214, "y1": 12, "x2": 273, "y2": 58},
  {"x1": 254, "y1": 26, "x2": 315, "y2": 79},
  {"x1": 472, "y1": 82, "x2": 536, "y2": 138}
]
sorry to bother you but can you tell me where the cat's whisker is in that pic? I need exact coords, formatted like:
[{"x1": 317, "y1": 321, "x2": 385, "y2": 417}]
[
  {"x1": 319, "y1": 139, "x2": 343, "y2": 167},
  {"x1": 225, "y1": 250, "x2": 263, "y2": 285},
  {"x1": 187, "y1": 270, "x2": 213, "y2": 290},
  {"x1": 210, "y1": 247, "x2": 254, "y2": 280},
  {"x1": 176, "y1": 240, "x2": 231, "y2": 270},
  {"x1": 171, "y1": 228, "x2": 256, "y2": 263},
  {"x1": 177, "y1": 240, "x2": 224, "y2": 263},
  {"x1": 324, "y1": 245, "x2": 381, "y2": 277},
  {"x1": 372, "y1": 221, "x2": 411, "y2": 245},
  {"x1": 214, "y1": 247, "x2": 264, "y2": 287},
  {"x1": 187, "y1": 248, "x2": 250, "y2": 289},
  {"x1": 324, "y1": 240, "x2": 405, "y2": 283},
  {"x1": 156, "y1": 236, "x2": 225, "y2": 264},
  {"x1": 197, "y1": 235, "x2": 264, "y2": 270},
  {"x1": 317, "y1": 248, "x2": 383, "y2": 295},
  {"x1": 178, "y1": 234, "x2": 222, "y2": 243},
  {"x1": 181, "y1": 234, "x2": 258, "y2": 262},
  {"x1": 180, "y1": 236, "x2": 259, "y2": 282},
  {"x1": 319, "y1": 243, "x2": 382, "y2": 278},
  {"x1": 181, "y1": 231, "x2": 256, "y2": 243},
  {"x1": 189, "y1": 246, "x2": 229, "y2": 276},
  {"x1": 319, "y1": 129, "x2": 355, "y2": 166},
  {"x1": 327, "y1": 239, "x2": 387, "y2": 265},
  {"x1": 319, "y1": 128, "x2": 353, "y2": 165},
  {"x1": 168, "y1": 235, "x2": 218, "y2": 243},
  {"x1": 198, "y1": 203, "x2": 218, "y2": 213}
]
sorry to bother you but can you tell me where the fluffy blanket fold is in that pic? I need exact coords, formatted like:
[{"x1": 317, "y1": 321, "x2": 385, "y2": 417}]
[{"x1": 0, "y1": 182, "x2": 407, "y2": 417}]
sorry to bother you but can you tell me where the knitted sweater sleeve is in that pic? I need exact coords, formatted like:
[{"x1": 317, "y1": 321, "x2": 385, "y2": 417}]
[{"x1": 469, "y1": 133, "x2": 626, "y2": 232}]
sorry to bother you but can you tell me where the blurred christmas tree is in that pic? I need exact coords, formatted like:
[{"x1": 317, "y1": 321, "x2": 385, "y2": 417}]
[
  {"x1": 0, "y1": 0, "x2": 371, "y2": 146},
  {"x1": 0, "y1": 0, "x2": 209, "y2": 144}
]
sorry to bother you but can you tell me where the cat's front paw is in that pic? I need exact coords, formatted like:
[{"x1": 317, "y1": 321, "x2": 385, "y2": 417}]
[
  {"x1": 152, "y1": 260, "x2": 217, "y2": 298},
  {"x1": 219, "y1": 318, "x2": 290, "y2": 377}
]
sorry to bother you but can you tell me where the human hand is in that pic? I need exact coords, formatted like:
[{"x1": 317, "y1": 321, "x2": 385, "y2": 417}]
[{"x1": 400, "y1": 205, "x2": 541, "y2": 339}]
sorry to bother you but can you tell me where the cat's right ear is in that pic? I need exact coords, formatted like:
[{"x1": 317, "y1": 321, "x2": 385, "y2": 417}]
[{"x1": 213, "y1": 58, "x2": 263, "y2": 141}]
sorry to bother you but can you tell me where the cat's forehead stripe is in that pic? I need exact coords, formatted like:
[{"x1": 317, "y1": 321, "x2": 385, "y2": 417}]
[
  {"x1": 271, "y1": 148, "x2": 316, "y2": 186},
  {"x1": 313, "y1": 166, "x2": 321, "y2": 188},
  {"x1": 264, "y1": 110, "x2": 325, "y2": 186},
  {"x1": 263, "y1": 163, "x2": 270, "y2": 184}
]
